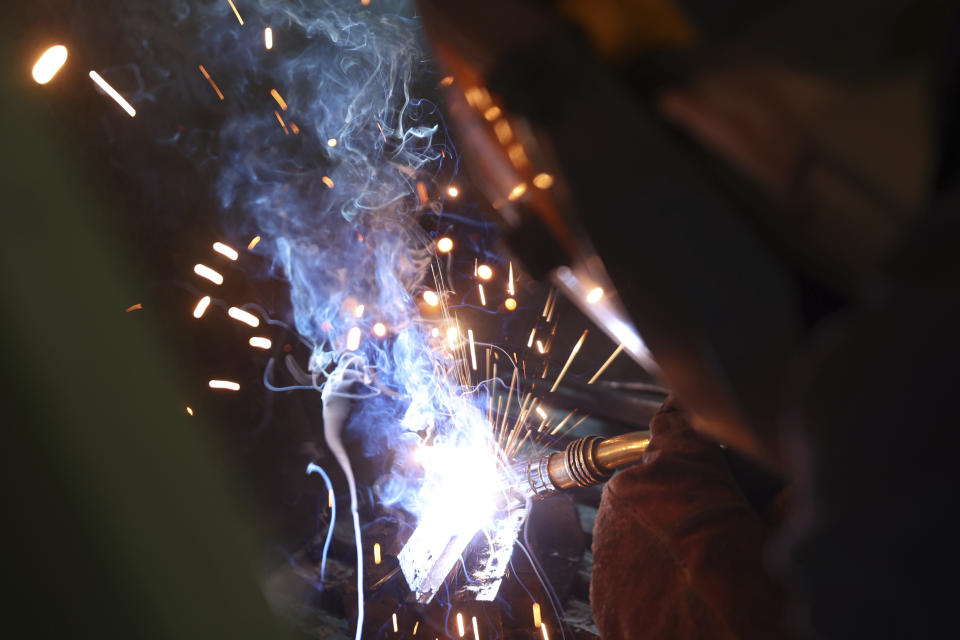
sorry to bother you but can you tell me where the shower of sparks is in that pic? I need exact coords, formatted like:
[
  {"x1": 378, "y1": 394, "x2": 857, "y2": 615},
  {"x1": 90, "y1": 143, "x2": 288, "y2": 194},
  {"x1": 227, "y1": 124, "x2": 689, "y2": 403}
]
[
  {"x1": 436, "y1": 237, "x2": 453, "y2": 253},
  {"x1": 532, "y1": 603, "x2": 542, "y2": 628},
  {"x1": 586, "y1": 287, "x2": 604, "y2": 304},
  {"x1": 192, "y1": 295, "x2": 211, "y2": 318},
  {"x1": 247, "y1": 235, "x2": 261, "y2": 250},
  {"x1": 270, "y1": 88, "x2": 288, "y2": 110},
  {"x1": 346, "y1": 326, "x2": 362, "y2": 351},
  {"x1": 193, "y1": 264, "x2": 223, "y2": 285},
  {"x1": 185, "y1": 406, "x2": 194, "y2": 416},
  {"x1": 468, "y1": 329, "x2": 478, "y2": 371},
  {"x1": 88, "y1": 71, "x2": 136, "y2": 117},
  {"x1": 477, "y1": 264, "x2": 493, "y2": 280},
  {"x1": 32, "y1": 45, "x2": 68, "y2": 84},
  {"x1": 209, "y1": 379, "x2": 240, "y2": 391},
  {"x1": 198, "y1": 64, "x2": 225, "y2": 101},
  {"x1": 226, "y1": 0, "x2": 244, "y2": 25},
  {"x1": 227, "y1": 306, "x2": 260, "y2": 327},
  {"x1": 212, "y1": 241, "x2": 238, "y2": 260},
  {"x1": 550, "y1": 329, "x2": 588, "y2": 392},
  {"x1": 391, "y1": 612, "x2": 398, "y2": 632},
  {"x1": 472, "y1": 616, "x2": 480, "y2": 640},
  {"x1": 533, "y1": 173, "x2": 554, "y2": 189},
  {"x1": 456, "y1": 613, "x2": 465, "y2": 638},
  {"x1": 373, "y1": 542, "x2": 382, "y2": 565},
  {"x1": 447, "y1": 185, "x2": 459, "y2": 198},
  {"x1": 249, "y1": 336, "x2": 272, "y2": 350},
  {"x1": 589, "y1": 343, "x2": 624, "y2": 384},
  {"x1": 125, "y1": 303, "x2": 143, "y2": 312},
  {"x1": 264, "y1": 27, "x2": 273, "y2": 49}
]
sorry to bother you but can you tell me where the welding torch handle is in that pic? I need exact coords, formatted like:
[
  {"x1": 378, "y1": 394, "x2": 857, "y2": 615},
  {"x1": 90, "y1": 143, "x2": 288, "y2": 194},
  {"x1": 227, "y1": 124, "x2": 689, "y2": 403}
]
[{"x1": 520, "y1": 432, "x2": 651, "y2": 499}]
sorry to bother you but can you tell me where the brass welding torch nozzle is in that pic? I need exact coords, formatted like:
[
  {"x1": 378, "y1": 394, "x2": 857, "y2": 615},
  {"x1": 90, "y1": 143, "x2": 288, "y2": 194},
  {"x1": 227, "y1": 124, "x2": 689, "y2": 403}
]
[{"x1": 516, "y1": 432, "x2": 651, "y2": 500}]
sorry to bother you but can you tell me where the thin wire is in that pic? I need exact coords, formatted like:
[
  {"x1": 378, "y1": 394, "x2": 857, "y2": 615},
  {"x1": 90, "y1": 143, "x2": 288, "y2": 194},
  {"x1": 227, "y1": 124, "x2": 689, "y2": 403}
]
[{"x1": 305, "y1": 462, "x2": 337, "y2": 582}]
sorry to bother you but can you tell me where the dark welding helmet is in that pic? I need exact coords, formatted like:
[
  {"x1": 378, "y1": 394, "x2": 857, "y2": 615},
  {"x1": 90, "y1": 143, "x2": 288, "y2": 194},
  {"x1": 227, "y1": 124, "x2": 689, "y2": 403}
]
[{"x1": 417, "y1": 0, "x2": 945, "y2": 463}]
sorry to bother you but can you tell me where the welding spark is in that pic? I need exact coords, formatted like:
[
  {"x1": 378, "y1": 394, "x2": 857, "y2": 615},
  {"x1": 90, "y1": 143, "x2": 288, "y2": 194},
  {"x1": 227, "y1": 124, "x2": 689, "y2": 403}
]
[
  {"x1": 32, "y1": 45, "x2": 68, "y2": 85},
  {"x1": 192, "y1": 296, "x2": 211, "y2": 318},
  {"x1": 422, "y1": 290, "x2": 440, "y2": 307},
  {"x1": 533, "y1": 173, "x2": 554, "y2": 189},
  {"x1": 508, "y1": 183, "x2": 527, "y2": 201},
  {"x1": 456, "y1": 613, "x2": 465, "y2": 638},
  {"x1": 247, "y1": 235, "x2": 261, "y2": 250},
  {"x1": 322, "y1": 175, "x2": 335, "y2": 189},
  {"x1": 373, "y1": 542, "x2": 382, "y2": 565},
  {"x1": 226, "y1": 0, "x2": 244, "y2": 25},
  {"x1": 346, "y1": 326, "x2": 362, "y2": 351},
  {"x1": 227, "y1": 307, "x2": 259, "y2": 327},
  {"x1": 541, "y1": 623, "x2": 550, "y2": 640},
  {"x1": 353, "y1": 304, "x2": 365, "y2": 318},
  {"x1": 472, "y1": 616, "x2": 480, "y2": 640},
  {"x1": 478, "y1": 284, "x2": 486, "y2": 307},
  {"x1": 505, "y1": 297, "x2": 517, "y2": 311},
  {"x1": 586, "y1": 287, "x2": 604, "y2": 304},
  {"x1": 263, "y1": 27, "x2": 274, "y2": 50},
  {"x1": 468, "y1": 329, "x2": 478, "y2": 370},
  {"x1": 413, "y1": 621, "x2": 419, "y2": 635},
  {"x1": 125, "y1": 303, "x2": 142, "y2": 312},
  {"x1": 274, "y1": 110, "x2": 289, "y2": 134},
  {"x1": 477, "y1": 265, "x2": 493, "y2": 281},
  {"x1": 209, "y1": 379, "x2": 240, "y2": 391},
  {"x1": 532, "y1": 603, "x2": 542, "y2": 628},
  {"x1": 372, "y1": 322, "x2": 387, "y2": 337},
  {"x1": 436, "y1": 237, "x2": 453, "y2": 253},
  {"x1": 391, "y1": 612, "x2": 398, "y2": 632},
  {"x1": 439, "y1": 75, "x2": 454, "y2": 87},
  {"x1": 249, "y1": 336, "x2": 272, "y2": 350},
  {"x1": 550, "y1": 329, "x2": 588, "y2": 392},
  {"x1": 483, "y1": 106, "x2": 501, "y2": 121},
  {"x1": 88, "y1": 71, "x2": 135, "y2": 117},
  {"x1": 185, "y1": 406, "x2": 194, "y2": 416},
  {"x1": 535, "y1": 406, "x2": 548, "y2": 421},
  {"x1": 270, "y1": 88, "x2": 288, "y2": 110},
  {"x1": 198, "y1": 64, "x2": 225, "y2": 101},
  {"x1": 447, "y1": 185, "x2": 459, "y2": 198},
  {"x1": 508, "y1": 262, "x2": 515, "y2": 295},
  {"x1": 528, "y1": 328, "x2": 537, "y2": 348},
  {"x1": 588, "y1": 343, "x2": 624, "y2": 384},
  {"x1": 212, "y1": 241, "x2": 238, "y2": 260},
  {"x1": 193, "y1": 264, "x2": 223, "y2": 285}
]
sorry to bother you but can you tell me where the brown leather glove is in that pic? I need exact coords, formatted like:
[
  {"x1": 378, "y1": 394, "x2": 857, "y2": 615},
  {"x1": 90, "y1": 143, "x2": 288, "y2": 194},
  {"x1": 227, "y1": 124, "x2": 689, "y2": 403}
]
[{"x1": 591, "y1": 400, "x2": 787, "y2": 639}]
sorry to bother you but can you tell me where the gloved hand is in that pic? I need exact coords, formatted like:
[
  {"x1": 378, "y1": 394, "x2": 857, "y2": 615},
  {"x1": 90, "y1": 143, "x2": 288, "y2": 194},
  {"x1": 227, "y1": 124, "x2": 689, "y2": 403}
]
[{"x1": 590, "y1": 399, "x2": 787, "y2": 639}]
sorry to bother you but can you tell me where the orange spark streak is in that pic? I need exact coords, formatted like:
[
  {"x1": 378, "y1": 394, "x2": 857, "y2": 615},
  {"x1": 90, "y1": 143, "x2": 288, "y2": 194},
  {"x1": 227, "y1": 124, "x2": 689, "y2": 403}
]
[
  {"x1": 226, "y1": 0, "x2": 244, "y2": 25},
  {"x1": 322, "y1": 175, "x2": 334, "y2": 188},
  {"x1": 274, "y1": 110, "x2": 289, "y2": 134},
  {"x1": 198, "y1": 65, "x2": 225, "y2": 100},
  {"x1": 376, "y1": 121, "x2": 387, "y2": 141},
  {"x1": 270, "y1": 88, "x2": 288, "y2": 110},
  {"x1": 247, "y1": 235, "x2": 261, "y2": 250},
  {"x1": 125, "y1": 303, "x2": 142, "y2": 312},
  {"x1": 550, "y1": 330, "x2": 588, "y2": 392}
]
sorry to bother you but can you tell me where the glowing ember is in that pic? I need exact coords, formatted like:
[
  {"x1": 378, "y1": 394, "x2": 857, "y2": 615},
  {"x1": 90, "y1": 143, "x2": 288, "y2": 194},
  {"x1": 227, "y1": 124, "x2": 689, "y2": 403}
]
[
  {"x1": 532, "y1": 603, "x2": 542, "y2": 628},
  {"x1": 125, "y1": 303, "x2": 143, "y2": 312},
  {"x1": 212, "y1": 241, "x2": 238, "y2": 260},
  {"x1": 208, "y1": 379, "x2": 240, "y2": 391},
  {"x1": 327, "y1": 137, "x2": 338, "y2": 147},
  {"x1": 372, "y1": 322, "x2": 387, "y2": 337},
  {"x1": 476, "y1": 264, "x2": 493, "y2": 280},
  {"x1": 32, "y1": 45, "x2": 68, "y2": 85},
  {"x1": 270, "y1": 88, "x2": 288, "y2": 110},
  {"x1": 89, "y1": 70, "x2": 136, "y2": 117},
  {"x1": 227, "y1": 306, "x2": 260, "y2": 327},
  {"x1": 264, "y1": 27, "x2": 273, "y2": 49},
  {"x1": 468, "y1": 329, "x2": 478, "y2": 370},
  {"x1": 193, "y1": 264, "x2": 223, "y2": 285},
  {"x1": 508, "y1": 183, "x2": 527, "y2": 201},
  {"x1": 504, "y1": 297, "x2": 517, "y2": 311},
  {"x1": 226, "y1": 0, "x2": 244, "y2": 25},
  {"x1": 446, "y1": 185, "x2": 459, "y2": 198},
  {"x1": 198, "y1": 64, "x2": 225, "y2": 101},
  {"x1": 247, "y1": 235, "x2": 261, "y2": 250},
  {"x1": 586, "y1": 287, "x2": 604, "y2": 304},
  {"x1": 249, "y1": 336, "x2": 272, "y2": 350},
  {"x1": 374, "y1": 542, "x2": 382, "y2": 565},
  {"x1": 322, "y1": 175, "x2": 335, "y2": 189},
  {"x1": 185, "y1": 406, "x2": 194, "y2": 416},
  {"x1": 346, "y1": 326, "x2": 362, "y2": 351},
  {"x1": 456, "y1": 613, "x2": 465, "y2": 638},
  {"x1": 436, "y1": 237, "x2": 453, "y2": 253},
  {"x1": 533, "y1": 173, "x2": 554, "y2": 189},
  {"x1": 422, "y1": 290, "x2": 440, "y2": 307},
  {"x1": 192, "y1": 295, "x2": 212, "y2": 318}
]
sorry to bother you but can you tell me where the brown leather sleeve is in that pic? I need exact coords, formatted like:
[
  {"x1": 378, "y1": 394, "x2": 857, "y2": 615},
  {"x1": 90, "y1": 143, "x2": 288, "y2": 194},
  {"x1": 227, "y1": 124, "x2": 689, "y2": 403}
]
[{"x1": 590, "y1": 401, "x2": 787, "y2": 639}]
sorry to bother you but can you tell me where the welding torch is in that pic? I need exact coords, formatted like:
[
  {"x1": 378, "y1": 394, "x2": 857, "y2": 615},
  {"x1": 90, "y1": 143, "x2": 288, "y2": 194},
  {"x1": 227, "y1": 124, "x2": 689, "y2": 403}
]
[{"x1": 514, "y1": 432, "x2": 651, "y2": 500}]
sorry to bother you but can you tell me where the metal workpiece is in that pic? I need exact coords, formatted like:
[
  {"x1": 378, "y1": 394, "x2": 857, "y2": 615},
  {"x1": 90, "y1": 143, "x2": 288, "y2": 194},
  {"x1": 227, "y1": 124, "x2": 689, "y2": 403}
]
[{"x1": 519, "y1": 431, "x2": 651, "y2": 499}]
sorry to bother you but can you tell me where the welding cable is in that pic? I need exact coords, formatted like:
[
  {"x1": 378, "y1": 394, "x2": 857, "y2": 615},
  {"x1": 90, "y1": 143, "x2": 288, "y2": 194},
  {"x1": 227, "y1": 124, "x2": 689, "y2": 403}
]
[{"x1": 305, "y1": 462, "x2": 337, "y2": 583}]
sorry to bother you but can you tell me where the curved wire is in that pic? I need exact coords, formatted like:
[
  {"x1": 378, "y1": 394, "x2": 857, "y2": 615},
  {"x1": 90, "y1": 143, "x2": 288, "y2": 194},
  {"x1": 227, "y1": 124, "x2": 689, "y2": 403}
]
[{"x1": 305, "y1": 462, "x2": 337, "y2": 583}]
